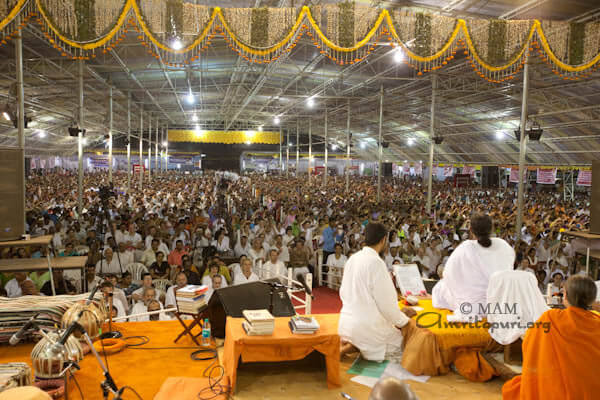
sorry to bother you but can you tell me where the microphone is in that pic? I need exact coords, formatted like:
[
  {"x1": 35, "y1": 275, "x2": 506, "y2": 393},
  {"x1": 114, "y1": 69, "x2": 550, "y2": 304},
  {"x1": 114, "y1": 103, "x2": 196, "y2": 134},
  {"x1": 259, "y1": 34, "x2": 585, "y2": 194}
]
[
  {"x1": 9, "y1": 313, "x2": 40, "y2": 345},
  {"x1": 85, "y1": 285, "x2": 100, "y2": 305},
  {"x1": 55, "y1": 320, "x2": 83, "y2": 347}
]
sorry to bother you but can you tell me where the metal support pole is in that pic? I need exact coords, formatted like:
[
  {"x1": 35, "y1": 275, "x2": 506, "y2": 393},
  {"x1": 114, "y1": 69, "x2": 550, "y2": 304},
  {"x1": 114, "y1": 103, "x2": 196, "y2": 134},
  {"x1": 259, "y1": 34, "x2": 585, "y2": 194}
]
[
  {"x1": 426, "y1": 75, "x2": 437, "y2": 213},
  {"x1": 516, "y1": 59, "x2": 530, "y2": 240},
  {"x1": 127, "y1": 93, "x2": 131, "y2": 192},
  {"x1": 308, "y1": 119, "x2": 312, "y2": 184},
  {"x1": 155, "y1": 118, "x2": 159, "y2": 175},
  {"x1": 346, "y1": 99, "x2": 350, "y2": 193},
  {"x1": 324, "y1": 109, "x2": 328, "y2": 186},
  {"x1": 165, "y1": 124, "x2": 169, "y2": 172},
  {"x1": 15, "y1": 26, "x2": 25, "y2": 230},
  {"x1": 139, "y1": 109, "x2": 143, "y2": 190},
  {"x1": 108, "y1": 86, "x2": 113, "y2": 183},
  {"x1": 286, "y1": 129, "x2": 289, "y2": 178},
  {"x1": 377, "y1": 85, "x2": 383, "y2": 202},
  {"x1": 296, "y1": 120, "x2": 299, "y2": 176},
  {"x1": 148, "y1": 116, "x2": 152, "y2": 182},
  {"x1": 279, "y1": 126, "x2": 283, "y2": 173},
  {"x1": 78, "y1": 60, "x2": 84, "y2": 217}
]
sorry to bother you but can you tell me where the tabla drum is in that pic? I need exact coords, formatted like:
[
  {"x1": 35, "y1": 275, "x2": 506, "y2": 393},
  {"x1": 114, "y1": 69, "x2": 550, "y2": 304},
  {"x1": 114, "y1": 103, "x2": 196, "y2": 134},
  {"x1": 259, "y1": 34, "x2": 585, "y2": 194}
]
[
  {"x1": 30, "y1": 331, "x2": 84, "y2": 379},
  {"x1": 0, "y1": 363, "x2": 32, "y2": 392},
  {"x1": 61, "y1": 301, "x2": 107, "y2": 340}
]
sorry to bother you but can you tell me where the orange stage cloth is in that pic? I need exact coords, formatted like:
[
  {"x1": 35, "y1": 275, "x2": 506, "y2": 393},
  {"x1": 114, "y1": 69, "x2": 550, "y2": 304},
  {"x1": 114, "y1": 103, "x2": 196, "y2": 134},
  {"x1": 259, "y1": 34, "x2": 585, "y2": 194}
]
[
  {"x1": 502, "y1": 307, "x2": 600, "y2": 400},
  {"x1": 401, "y1": 299, "x2": 498, "y2": 382},
  {"x1": 222, "y1": 313, "x2": 341, "y2": 391},
  {"x1": 0, "y1": 320, "x2": 220, "y2": 400}
]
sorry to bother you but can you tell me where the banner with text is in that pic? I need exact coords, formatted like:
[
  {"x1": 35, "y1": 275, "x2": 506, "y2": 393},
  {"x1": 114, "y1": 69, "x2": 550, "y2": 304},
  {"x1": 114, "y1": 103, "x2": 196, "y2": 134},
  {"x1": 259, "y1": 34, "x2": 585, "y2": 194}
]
[
  {"x1": 577, "y1": 169, "x2": 592, "y2": 186},
  {"x1": 509, "y1": 168, "x2": 520, "y2": 183},
  {"x1": 536, "y1": 168, "x2": 557, "y2": 184}
]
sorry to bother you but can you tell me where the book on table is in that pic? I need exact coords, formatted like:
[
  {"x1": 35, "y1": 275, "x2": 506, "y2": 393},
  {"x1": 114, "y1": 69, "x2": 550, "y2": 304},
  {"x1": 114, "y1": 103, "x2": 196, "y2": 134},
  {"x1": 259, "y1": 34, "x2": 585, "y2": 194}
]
[
  {"x1": 176, "y1": 285, "x2": 208, "y2": 314},
  {"x1": 242, "y1": 309, "x2": 274, "y2": 335},
  {"x1": 289, "y1": 315, "x2": 319, "y2": 334}
]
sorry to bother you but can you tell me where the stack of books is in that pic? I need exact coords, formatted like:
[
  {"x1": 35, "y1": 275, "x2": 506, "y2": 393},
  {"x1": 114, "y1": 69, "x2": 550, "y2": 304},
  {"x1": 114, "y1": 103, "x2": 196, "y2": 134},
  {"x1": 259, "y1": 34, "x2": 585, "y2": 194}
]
[
  {"x1": 176, "y1": 285, "x2": 208, "y2": 314},
  {"x1": 288, "y1": 315, "x2": 320, "y2": 334},
  {"x1": 242, "y1": 309, "x2": 275, "y2": 336}
]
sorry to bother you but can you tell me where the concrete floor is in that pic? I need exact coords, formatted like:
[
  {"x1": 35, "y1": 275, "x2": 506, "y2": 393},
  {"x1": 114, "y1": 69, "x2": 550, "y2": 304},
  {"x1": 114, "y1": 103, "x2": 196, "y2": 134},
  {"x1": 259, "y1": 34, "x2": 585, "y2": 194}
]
[{"x1": 230, "y1": 352, "x2": 505, "y2": 400}]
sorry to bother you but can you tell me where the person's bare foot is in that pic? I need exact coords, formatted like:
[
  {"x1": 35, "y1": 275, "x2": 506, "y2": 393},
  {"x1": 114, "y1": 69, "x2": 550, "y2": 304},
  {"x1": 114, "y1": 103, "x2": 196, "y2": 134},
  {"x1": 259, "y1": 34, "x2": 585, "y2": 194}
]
[
  {"x1": 481, "y1": 352, "x2": 519, "y2": 381},
  {"x1": 340, "y1": 341, "x2": 359, "y2": 360}
]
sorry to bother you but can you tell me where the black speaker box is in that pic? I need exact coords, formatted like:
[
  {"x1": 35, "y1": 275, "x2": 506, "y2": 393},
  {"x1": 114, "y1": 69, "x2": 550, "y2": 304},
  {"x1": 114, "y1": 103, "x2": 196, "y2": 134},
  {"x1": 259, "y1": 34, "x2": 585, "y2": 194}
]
[
  {"x1": 206, "y1": 279, "x2": 295, "y2": 338},
  {"x1": 481, "y1": 166, "x2": 499, "y2": 188},
  {"x1": 382, "y1": 162, "x2": 393, "y2": 177}
]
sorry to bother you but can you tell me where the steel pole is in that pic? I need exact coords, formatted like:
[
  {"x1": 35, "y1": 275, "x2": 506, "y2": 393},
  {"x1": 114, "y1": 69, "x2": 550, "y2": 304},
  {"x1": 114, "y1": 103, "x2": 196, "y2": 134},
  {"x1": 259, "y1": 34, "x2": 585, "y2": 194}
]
[
  {"x1": 346, "y1": 99, "x2": 350, "y2": 193},
  {"x1": 78, "y1": 60, "x2": 84, "y2": 217},
  {"x1": 377, "y1": 85, "x2": 383, "y2": 202},
  {"x1": 426, "y1": 75, "x2": 437, "y2": 213},
  {"x1": 286, "y1": 129, "x2": 289, "y2": 178},
  {"x1": 165, "y1": 124, "x2": 169, "y2": 172},
  {"x1": 516, "y1": 59, "x2": 530, "y2": 240},
  {"x1": 308, "y1": 119, "x2": 312, "y2": 184},
  {"x1": 15, "y1": 27, "x2": 25, "y2": 228},
  {"x1": 296, "y1": 120, "x2": 299, "y2": 176},
  {"x1": 155, "y1": 118, "x2": 159, "y2": 176},
  {"x1": 108, "y1": 86, "x2": 113, "y2": 183},
  {"x1": 324, "y1": 109, "x2": 328, "y2": 187},
  {"x1": 147, "y1": 116, "x2": 152, "y2": 182},
  {"x1": 127, "y1": 92, "x2": 131, "y2": 192},
  {"x1": 279, "y1": 126, "x2": 282, "y2": 173},
  {"x1": 139, "y1": 109, "x2": 143, "y2": 190}
]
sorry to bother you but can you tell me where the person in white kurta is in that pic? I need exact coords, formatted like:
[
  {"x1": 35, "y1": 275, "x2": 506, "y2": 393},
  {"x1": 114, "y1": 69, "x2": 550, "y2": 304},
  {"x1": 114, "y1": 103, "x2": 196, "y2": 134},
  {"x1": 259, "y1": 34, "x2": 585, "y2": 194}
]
[
  {"x1": 233, "y1": 259, "x2": 259, "y2": 285},
  {"x1": 432, "y1": 214, "x2": 515, "y2": 318},
  {"x1": 338, "y1": 223, "x2": 414, "y2": 362}
]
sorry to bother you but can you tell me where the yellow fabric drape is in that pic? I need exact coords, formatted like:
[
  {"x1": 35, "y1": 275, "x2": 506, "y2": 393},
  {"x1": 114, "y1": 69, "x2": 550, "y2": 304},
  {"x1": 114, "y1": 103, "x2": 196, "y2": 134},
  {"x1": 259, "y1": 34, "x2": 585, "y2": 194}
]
[{"x1": 168, "y1": 130, "x2": 281, "y2": 145}]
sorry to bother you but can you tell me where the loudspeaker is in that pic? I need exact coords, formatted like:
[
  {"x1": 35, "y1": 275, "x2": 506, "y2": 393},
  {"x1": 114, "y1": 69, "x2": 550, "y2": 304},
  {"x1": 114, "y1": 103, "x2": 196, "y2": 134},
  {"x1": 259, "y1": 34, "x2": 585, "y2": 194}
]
[
  {"x1": 382, "y1": 162, "x2": 392, "y2": 177},
  {"x1": 481, "y1": 166, "x2": 499, "y2": 188},
  {"x1": 206, "y1": 279, "x2": 295, "y2": 338},
  {"x1": 0, "y1": 148, "x2": 24, "y2": 241},
  {"x1": 591, "y1": 161, "x2": 600, "y2": 234}
]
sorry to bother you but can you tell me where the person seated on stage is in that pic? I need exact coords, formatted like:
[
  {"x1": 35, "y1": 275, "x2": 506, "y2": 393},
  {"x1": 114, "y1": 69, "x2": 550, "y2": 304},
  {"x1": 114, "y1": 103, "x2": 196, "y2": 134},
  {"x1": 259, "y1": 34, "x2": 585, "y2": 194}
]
[
  {"x1": 131, "y1": 273, "x2": 162, "y2": 303},
  {"x1": 263, "y1": 249, "x2": 286, "y2": 280},
  {"x1": 369, "y1": 377, "x2": 418, "y2": 400},
  {"x1": 99, "y1": 281, "x2": 126, "y2": 318},
  {"x1": 95, "y1": 247, "x2": 123, "y2": 276},
  {"x1": 4, "y1": 272, "x2": 36, "y2": 298},
  {"x1": 130, "y1": 288, "x2": 164, "y2": 322},
  {"x1": 149, "y1": 251, "x2": 171, "y2": 280},
  {"x1": 432, "y1": 214, "x2": 515, "y2": 317},
  {"x1": 233, "y1": 258, "x2": 259, "y2": 285},
  {"x1": 503, "y1": 275, "x2": 600, "y2": 400},
  {"x1": 41, "y1": 269, "x2": 76, "y2": 296},
  {"x1": 203, "y1": 256, "x2": 233, "y2": 284},
  {"x1": 326, "y1": 243, "x2": 347, "y2": 287},
  {"x1": 83, "y1": 264, "x2": 102, "y2": 293}
]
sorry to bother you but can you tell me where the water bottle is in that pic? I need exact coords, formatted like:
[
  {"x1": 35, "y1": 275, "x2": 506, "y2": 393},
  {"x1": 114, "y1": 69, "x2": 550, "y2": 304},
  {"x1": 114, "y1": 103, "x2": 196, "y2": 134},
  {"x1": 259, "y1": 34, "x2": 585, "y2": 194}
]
[{"x1": 201, "y1": 318, "x2": 211, "y2": 347}]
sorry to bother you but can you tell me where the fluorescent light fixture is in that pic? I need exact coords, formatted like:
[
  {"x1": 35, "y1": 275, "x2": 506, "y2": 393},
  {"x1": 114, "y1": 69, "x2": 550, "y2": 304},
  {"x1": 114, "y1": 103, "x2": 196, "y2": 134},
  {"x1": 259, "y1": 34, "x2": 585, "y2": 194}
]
[
  {"x1": 171, "y1": 39, "x2": 183, "y2": 50},
  {"x1": 246, "y1": 141, "x2": 251, "y2": 145},
  {"x1": 331, "y1": 144, "x2": 338, "y2": 150},
  {"x1": 186, "y1": 93, "x2": 195, "y2": 104},
  {"x1": 37, "y1": 130, "x2": 46, "y2": 138},
  {"x1": 289, "y1": 142, "x2": 293, "y2": 147},
  {"x1": 258, "y1": 125, "x2": 263, "y2": 132},
  {"x1": 394, "y1": 49, "x2": 404, "y2": 63},
  {"x1": 162, "y1": 141, "x2": 168, "y2": 147},
  {"x1": 360, "y1": 142, "x2": 366, "y2": 149},
  {"x1": 2, "y1": 112, "x2": 10, "y2": 121},
  {"x1": 81, "y1": 138, "x2": 87, "y2": 145},
  {"x1": 306, "y1": 97, "x2": 315, "y2": 108},
  {"x1": 192, "y1": 114, "x2": 198, "y2": 122},
  {"x1": 274, "y1": 116, "x2": 280, "y2": 125},
  {"x1": 408, "y1": 138, "x2": 415, "y2": 146},
  {"x1": 496, "y1": 131, "x2": 504, "y2": 140}
]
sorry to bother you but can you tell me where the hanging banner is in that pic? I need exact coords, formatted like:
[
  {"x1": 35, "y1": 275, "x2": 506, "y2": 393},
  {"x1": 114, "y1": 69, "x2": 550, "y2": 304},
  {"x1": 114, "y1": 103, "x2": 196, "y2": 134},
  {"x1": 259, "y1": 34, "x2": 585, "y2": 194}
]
[
  {"x1": 402, "y1": 162, "x2": 410, "y2": 174},
  {"x1": 90, "y1": 156, "x2": 108, "y2": 168},
  {"x1": 577, "y1": 169, "x2": 592, "y2": 186},
  {"x1": 30, "y1": 158, "x2": 37, "y2": 169},
  {"x1": 462, "y1": 166, "x2": 475, "y2": 176},
  {"x1": 414, "y1": 163, "x2": 423, "y2": 176},
  {"x1": 536, "y1": 168, "x2": 557, "y2": 184},
  {"x1": 509, "y1": 168, "x2": 520, "y2": 183},
  {"x1": 443, "y1": 166, "x2": 454, "y2": 177}
]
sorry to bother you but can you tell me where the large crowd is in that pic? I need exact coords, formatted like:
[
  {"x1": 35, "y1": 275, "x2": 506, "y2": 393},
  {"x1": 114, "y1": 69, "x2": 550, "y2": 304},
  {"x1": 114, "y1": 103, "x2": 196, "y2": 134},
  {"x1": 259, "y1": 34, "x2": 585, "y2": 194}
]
[{"x1": 0, "y1": 169, "x2": 593, "y2": 321}]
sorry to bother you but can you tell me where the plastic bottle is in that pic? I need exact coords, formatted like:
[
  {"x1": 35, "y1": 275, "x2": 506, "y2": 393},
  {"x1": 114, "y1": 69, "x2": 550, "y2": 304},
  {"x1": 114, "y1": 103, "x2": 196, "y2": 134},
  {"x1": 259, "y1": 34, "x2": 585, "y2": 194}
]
[{"x1": 201, "y1": 318, "x2": 211, "y2": 347}]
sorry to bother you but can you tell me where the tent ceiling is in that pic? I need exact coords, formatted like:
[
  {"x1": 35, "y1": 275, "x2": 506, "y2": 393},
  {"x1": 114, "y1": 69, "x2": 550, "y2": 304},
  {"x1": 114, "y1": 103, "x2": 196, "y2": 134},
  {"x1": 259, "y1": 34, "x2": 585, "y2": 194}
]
[{"x1": 0, "y1": 0, "x2": 599, "y2": 165}]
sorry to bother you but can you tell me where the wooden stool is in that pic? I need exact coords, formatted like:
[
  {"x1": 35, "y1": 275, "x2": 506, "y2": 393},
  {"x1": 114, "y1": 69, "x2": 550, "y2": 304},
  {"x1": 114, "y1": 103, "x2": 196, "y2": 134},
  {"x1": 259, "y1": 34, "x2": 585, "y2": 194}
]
[{"x1": 174, "y1": 310, "x2": 206, "y2": 346}]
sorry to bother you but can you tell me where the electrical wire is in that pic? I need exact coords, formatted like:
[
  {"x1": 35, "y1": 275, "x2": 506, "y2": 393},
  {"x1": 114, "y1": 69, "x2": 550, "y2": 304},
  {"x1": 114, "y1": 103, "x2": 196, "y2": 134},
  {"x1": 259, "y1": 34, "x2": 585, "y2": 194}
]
[
  {"x1": 120, "y1": 386, "x2": 144, "y2": 400},
  {"x1": 122, "y1": 335, "x2": 150, "y2": 347},
  {"x1": 68, "y1": 369, "x2": 84, "y2": 400}
]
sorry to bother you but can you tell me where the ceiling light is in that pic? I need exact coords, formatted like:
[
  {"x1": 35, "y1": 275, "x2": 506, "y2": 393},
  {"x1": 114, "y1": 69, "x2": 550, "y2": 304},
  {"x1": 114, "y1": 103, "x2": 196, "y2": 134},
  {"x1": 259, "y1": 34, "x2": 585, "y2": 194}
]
[
  {"x1": 407, "y1": 138, "x2": 415, "y2": 146},
  {"x1": 306, "y1": 97, "x2": 315, "y2": 108},
  {"x1": 258, "y1": 125, "x2": 263, "y2": 132},
  {"x1": 274, "y1": 116, "x2": 280, "y2": 125},
  {"x1": 360, "y1": 142, "x2": 366, "y2": 149},
  {"x1": 162, "y1": 141, "x2": 168, "y2": 147},
  {"x1": 192, "y1": 114, "x2": 198, "y2": 122},
  {"x1": 289, "y1": 142, "x2": 293, "y2": 147},
  {"x1": 246, "y1": 141, "x2": 251, "y2": 145},
  {"x1": 186, "y1": 93, "x2": 195, "y2": 104},
  {"x1": 496, "y1": 131, "x2": 504, "y2": 140},
  {"x1": 171, "y1": 39, "x2": 183, "y2": 50},
  {"x1": 37, "y1": 130, "x2": 46, "y2": 138},
  {"x1": 331, "y1": 144, "x2": 338, "y2": 150},
  {"x1": 394, "y1": 49, "x2": 404, "y2": 63},
  {"x1": 81, "y1": 138, "x2": 87, "y2": 145},
  {"x1": 2, "y1": 111, "x2": 10, "y2": 121}
]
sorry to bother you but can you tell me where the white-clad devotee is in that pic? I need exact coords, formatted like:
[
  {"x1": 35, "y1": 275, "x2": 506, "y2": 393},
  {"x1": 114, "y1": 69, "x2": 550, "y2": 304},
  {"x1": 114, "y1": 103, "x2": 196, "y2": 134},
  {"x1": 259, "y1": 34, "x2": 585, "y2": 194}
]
[
  {"x1": 432, "y1": 214, "x2": 515, "y2": 318},
  {"x1": 202, "y1": 263, "x2": 228, "y2": 288},
  {"x1": 165, "y1": 271, "x2": 188, "y2": 309},
  {"x1": 99, "y1": 281, "x2": 127, "y2": 319},
  {"x1": 263, "y1": 249, "x2": 286, "y2": 279},
  {"x1": 95, "y1": 247, "x2": 124, "y2": 275},
  {"x1": 338, "y1": 223, "x2": 415, "y2": 362},
  {"x1": 132, "y1": 273, "x2": 162, "y2": 303},
  {"x1": 326, "y1": 243, "x2": 347, "y2": 287},
  {"x1": 130, "y1": 288, "x2": 167, "y2": 322},
  {"x1": 233, "y1": 235, "x2": 251, "y2": 258},
  {"x1": 233, "y1": 258, "x2": 259, "y2": 285},
  {"x1": 4, "y1": 272, "x2": 33, "y2": 298}
]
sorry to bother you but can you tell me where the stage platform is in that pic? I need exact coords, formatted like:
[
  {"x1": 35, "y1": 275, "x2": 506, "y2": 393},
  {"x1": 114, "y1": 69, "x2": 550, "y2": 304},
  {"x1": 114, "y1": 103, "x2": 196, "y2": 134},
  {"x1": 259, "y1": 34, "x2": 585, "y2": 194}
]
[{"x1": 0, "y1": 320, "x2": 504, "y2": 399}]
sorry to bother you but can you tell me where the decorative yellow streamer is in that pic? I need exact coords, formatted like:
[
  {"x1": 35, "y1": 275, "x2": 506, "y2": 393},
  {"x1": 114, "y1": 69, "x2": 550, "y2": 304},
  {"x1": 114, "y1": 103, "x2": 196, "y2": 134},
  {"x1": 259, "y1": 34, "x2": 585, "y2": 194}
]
[
  {"x1": 535, "y1": 22, "x2": 600, "y2": 72},
  {"x1": 36, "y1": 0, "x2": 131, "y2": 50},
  {"x1": 0, "y1": 0, "x2": 26, "y2": 32},
  {"x1": 168, "y1": 130, "x2": 281, "y2": 145}
]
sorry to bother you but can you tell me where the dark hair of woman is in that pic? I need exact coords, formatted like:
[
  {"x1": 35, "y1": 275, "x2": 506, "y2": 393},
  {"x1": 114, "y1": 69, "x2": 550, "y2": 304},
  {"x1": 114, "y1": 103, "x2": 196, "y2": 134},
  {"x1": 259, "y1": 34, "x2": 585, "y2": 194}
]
[
  {"x1": 565, "y1": 275, "x2": 597, "y2": 309},
  {"x1": 470, "y1": 214, "x2": 492, "y2": 248}
]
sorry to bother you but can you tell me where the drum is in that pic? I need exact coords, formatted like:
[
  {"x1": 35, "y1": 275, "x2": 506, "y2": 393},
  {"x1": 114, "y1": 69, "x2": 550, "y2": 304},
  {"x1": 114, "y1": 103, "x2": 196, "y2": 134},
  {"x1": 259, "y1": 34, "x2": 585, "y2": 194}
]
[
  {"x1": 0, "y1": 363, "x2": 31, "y2": 392},
  {"x1": 30, "y1": 331, "x2": 84, "y2": 379},
  {"x1": 61, "y1": 301, "x2": 107, "y2": 340}
]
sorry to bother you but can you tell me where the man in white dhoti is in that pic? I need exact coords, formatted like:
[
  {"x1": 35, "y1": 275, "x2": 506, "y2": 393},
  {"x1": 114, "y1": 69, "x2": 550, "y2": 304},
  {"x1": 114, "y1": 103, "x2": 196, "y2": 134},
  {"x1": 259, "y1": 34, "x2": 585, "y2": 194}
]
[
  {"x1": 432, "y1": 214, "x2": 515, "y2": 318},
  {"x1": 338, "y1": 223, "x2": 416, "y2": 362}
]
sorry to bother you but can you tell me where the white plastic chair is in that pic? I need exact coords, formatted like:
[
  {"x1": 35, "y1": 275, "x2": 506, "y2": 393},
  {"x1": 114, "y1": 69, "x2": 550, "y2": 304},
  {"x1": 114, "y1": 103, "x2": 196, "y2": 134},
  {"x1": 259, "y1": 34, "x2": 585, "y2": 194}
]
[
  {"x1": 124, "y1": 263, "x2": 148, "y2": 281},
  {"x1": 152, "y1": 278, "x2": 171, "y2": 293}
]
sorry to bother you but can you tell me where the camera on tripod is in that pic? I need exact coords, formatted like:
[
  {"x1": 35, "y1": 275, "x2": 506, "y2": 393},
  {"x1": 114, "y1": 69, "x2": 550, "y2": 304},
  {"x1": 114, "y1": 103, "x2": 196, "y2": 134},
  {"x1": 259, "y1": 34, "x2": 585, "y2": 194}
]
[{"x1": 98, "y1": 185, "x2": 116, "y2": 201}]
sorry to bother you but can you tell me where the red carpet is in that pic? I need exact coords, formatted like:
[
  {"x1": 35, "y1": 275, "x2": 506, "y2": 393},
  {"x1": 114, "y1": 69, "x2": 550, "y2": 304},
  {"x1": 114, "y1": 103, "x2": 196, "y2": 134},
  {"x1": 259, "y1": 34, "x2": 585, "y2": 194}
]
[{"x1": 291, "y1": 286, "x2": 342, "y2": 314}]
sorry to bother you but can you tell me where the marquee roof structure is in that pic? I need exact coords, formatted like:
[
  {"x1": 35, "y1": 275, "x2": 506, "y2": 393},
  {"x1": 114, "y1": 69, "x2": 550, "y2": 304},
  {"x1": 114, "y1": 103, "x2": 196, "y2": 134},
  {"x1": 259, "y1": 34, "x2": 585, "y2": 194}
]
[{"x1": 0, "y1": 0, "x2": 599, "y2": 166}]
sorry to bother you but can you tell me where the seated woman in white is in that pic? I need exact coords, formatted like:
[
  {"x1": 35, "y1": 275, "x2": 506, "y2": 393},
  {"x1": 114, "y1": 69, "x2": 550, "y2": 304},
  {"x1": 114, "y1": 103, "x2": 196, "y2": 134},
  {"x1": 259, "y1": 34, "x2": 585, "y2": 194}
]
[
  {"x1": 326, "y1": 243, "x2": 347, "y2": 288},
  {"x1": 212, "y1": 229, "x2": 231, "y2": 255},
  {"x1": 432, "y1": 214, "x2": 515, "y2": 318}
]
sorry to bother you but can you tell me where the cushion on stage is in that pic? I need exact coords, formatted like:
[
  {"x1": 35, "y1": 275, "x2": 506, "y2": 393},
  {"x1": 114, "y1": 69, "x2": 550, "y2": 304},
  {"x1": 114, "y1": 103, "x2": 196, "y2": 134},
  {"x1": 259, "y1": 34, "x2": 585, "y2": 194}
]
[
  {"x1": 0, "y1": 386, "x2": 52, "y2": 400},
  {"x1": 153, "y1": 377, "x2": 229, "y2": 400}
]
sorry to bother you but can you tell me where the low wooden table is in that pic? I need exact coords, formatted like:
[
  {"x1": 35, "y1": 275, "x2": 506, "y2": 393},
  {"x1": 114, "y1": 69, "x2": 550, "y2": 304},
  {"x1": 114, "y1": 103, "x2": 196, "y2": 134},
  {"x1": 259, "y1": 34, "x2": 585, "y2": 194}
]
[
  {"x1": 0, "y1": 256, "x2": 87, "y2": 293},
  {"x1": 222, "y1": 314, "x2": 341, "y2": 392}
]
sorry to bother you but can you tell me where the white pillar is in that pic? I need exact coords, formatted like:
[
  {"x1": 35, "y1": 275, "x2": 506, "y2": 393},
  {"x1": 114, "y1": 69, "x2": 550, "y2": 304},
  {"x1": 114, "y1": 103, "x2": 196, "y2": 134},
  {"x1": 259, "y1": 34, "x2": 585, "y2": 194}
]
[
  {"x1": 139, "y1": 109, "x2": 143, "y2": 190},
  {"x1": 308, "y1": 119, "x2": 312, "y2": 184},
  {"x1": 286, "y1": 128, "x2": 289, "y2": 178},
  {"x1": 377, "y1": 86, "x2": 383, "y2": 202},
  {"x1": 516, "y1": 59, "x2": 530, "y2": 240},
  {"x1": 323, "y1": 109, "x2": 328, "y2": 186},
  {"x1": 155, "y1": 118, "x2": 159, "y2": 175},
  {"x1": 78, "y1": 60, "x2": 84, "y2": 216},
  {"x1": 296, "y1": 120, "x2": 299, "y2": 176},
  {"x1": 108, "y1": 86, "x2": 113, "y2": 183},
  {"x1": 127, "y1": 92, "x2": 131, "y2": 192},
  {"x1": 148, "y1": 116, "x2": 152, "y2": 182},
  {"x1": 346, "y1": 99, "x2": 351, "y2": 193},
  {"x1": 165, "y1": 124, "x2": 169, "y2": 172},
  {"x1": 426, "y1": 75, "x2": 437, "y2": 213},
  {"x1": 15, "y1": 26, "x2": 25, "y2": 228}
]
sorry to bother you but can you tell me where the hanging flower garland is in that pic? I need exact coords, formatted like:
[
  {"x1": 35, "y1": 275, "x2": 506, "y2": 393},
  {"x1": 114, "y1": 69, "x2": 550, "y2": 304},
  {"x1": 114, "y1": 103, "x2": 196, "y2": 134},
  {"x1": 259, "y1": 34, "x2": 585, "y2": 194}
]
[{"x1": 0, "y1": 1, "x2": 598, "y2": 80}]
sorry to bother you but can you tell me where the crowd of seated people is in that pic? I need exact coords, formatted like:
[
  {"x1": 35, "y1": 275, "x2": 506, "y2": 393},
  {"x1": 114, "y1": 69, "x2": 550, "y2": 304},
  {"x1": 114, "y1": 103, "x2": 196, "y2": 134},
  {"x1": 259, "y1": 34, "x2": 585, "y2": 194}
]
[{"x1": 0, "y1": 170, "x2": 595, "y2": 322}]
